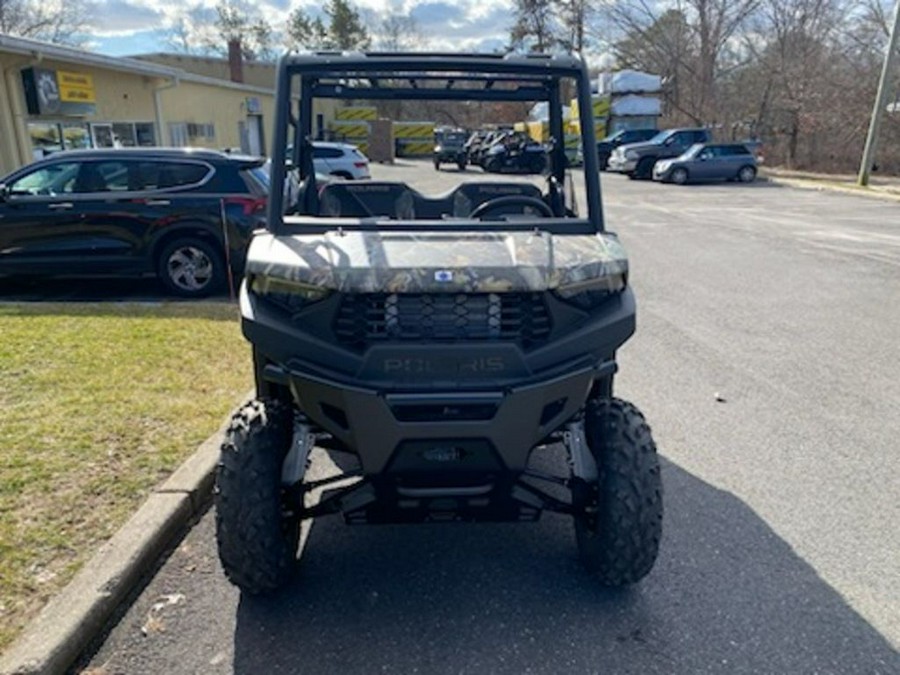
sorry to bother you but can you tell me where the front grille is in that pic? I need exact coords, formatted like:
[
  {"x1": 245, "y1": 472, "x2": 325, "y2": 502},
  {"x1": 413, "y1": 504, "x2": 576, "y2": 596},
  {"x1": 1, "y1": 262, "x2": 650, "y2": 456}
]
[{"x1": 335, "y1": 293, "x2": 551, "y2": 349}]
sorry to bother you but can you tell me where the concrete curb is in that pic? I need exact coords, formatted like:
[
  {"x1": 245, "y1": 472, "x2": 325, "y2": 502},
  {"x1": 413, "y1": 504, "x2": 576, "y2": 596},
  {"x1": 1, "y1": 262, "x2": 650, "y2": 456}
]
[
  {"x1": 765, "y1": 175, "x2": 900, "y2": 203},
  {"x1": 0, "y1": 418, "x2": 231, "y2": 675}
]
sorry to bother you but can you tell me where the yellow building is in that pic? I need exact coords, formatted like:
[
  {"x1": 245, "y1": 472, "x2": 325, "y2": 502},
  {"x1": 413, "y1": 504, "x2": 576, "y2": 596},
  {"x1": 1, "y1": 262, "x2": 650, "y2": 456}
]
[{"x1": 0, "y1": 34, "x2": 335, "y2": 177}]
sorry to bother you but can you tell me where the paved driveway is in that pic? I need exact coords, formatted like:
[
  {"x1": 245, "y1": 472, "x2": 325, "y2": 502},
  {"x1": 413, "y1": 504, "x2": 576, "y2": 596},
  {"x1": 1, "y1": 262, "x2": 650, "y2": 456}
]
[{"x1": 84, "y1": 163, "x2": 900, "y2": 674}]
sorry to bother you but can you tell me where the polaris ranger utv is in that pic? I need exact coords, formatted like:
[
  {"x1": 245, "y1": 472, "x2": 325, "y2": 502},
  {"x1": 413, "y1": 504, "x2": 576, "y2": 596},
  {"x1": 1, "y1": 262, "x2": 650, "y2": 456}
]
[{"x1": 216, "y1": 52, "x2": 663, "y2": 594}]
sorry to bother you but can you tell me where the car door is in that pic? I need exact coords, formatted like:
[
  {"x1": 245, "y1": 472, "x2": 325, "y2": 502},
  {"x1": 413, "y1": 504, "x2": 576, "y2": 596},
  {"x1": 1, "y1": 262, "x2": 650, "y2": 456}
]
[
  {"x1": 56, "y1": 158, "x2": 155, "y2": 274},
  {"x1": 691, "y1": 146, "x2": 718, "y2": 180},
  {"x1": 0, "y1": 160, "x2": 94, "y2": 276}
]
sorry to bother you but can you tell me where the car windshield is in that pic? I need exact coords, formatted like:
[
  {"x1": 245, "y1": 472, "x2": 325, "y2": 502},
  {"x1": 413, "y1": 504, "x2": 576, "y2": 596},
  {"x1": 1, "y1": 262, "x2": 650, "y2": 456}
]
[
  {"x1": 649, "y1": 130, "x2": 673, "y2": 144},
  {"x1": 269, "y1": 54, "x2": 605, "y2": 235},
  {"x1": 681, "y1": 143, "x2": 706, "y2": 159}
]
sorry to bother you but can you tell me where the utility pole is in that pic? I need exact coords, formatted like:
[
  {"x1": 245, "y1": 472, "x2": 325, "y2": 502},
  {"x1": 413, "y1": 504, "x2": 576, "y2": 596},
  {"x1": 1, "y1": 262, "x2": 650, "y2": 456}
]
[{"x1": 858, "y1": 0, "x2": 900, "y2": 186}]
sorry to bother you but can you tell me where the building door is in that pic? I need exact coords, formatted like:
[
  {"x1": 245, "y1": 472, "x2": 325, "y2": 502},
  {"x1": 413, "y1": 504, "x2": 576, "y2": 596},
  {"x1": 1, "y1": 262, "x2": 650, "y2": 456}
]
[
  {"x1": 246, "y1": 115, "x2": 263, "y2": 156},
  {"x1": 91, "y1": 123, "x2": 115, "y2": 148}
]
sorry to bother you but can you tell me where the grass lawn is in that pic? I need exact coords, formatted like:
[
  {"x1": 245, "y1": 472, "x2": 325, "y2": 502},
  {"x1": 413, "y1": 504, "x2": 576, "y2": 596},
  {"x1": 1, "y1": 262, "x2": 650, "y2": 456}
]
[{"x1": 0, "y1": 302, "x2": 253, "y2": 652}]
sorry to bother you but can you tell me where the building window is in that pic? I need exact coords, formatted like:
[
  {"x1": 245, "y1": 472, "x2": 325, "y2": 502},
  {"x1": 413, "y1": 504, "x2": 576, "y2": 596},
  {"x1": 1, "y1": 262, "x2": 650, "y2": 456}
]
[
  {"x1": 62, "y1": 123, "x2": 91, "y2": 149},
  {"x1": 135, "y1": 123, "x2": 156, "y2": 147},
  {"x1": 112, "y1": 123, "x2": 137, "y2": 147},
  {"x1": 169, "y1": 122, "x2": 188, "y2": 147},
  {"x1": 187, "y1": 122, "x2": 216, "y2": 140},
  {"x1": 27, "y1": 122, "x2": 63, "y2": 158}
]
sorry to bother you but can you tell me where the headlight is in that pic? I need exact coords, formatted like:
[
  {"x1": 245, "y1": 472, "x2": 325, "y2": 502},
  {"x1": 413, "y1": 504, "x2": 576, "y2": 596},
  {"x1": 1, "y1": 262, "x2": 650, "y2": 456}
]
[
  {"x1": 434, "y1": 145, "x2": 443, "y2": 152},
  {"x1": 655, "y1": 161, "x2": 671, "y2": 172},
  {"x1": 554, "y1": 271, "x2": 627, "y2": 310},
  {"x1": 625, "y1": 150, "x2": 639, "y2": 160},
  {"x1": 249, "y1": 274, "x2": 331, "y2": 313}
]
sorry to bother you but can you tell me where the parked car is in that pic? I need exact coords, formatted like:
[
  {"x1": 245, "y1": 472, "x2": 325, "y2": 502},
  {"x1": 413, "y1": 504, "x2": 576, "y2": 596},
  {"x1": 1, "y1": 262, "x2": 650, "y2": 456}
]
[
  {"x1": 607, "y1": 128, "x2": 712, "y2": 179},
  {"x1": 0, "y1": 148, "x2": 271, "y2": 297},
  {"x1": 596, "y1": 128, "x2": 659, "y2": 170},
  {"x1": 653, "y1": 143, "x2": 758, "y2": 184},
  {"x1": 311, "y1": 142, "x2": 370, "y2": 179}
]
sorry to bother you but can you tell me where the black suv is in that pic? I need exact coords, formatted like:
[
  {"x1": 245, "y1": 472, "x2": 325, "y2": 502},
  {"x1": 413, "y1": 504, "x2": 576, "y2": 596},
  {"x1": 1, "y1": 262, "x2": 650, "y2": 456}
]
[
  {"x1": 0, "y1": 148, "x2": 269, "y2": 297},
  {"x1": 596, "y1": 128, "x2": 659, "y2": 170},
  {"x1": 607, "y1": 127, "x2": 712, "y2": 179}
]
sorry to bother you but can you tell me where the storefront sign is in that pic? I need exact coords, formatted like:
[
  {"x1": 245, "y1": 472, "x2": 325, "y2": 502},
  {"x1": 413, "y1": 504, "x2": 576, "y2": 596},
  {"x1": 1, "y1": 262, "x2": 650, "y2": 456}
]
[
  {"x1": 57, "y1": 71, "x2": 96, "y2": 104},
  {"x1": 21, "y1": 67, "x2": 97, "y2": 116}
]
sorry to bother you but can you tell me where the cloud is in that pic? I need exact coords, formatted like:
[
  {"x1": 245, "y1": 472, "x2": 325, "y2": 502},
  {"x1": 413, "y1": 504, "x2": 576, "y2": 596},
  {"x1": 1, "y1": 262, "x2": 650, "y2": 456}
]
[
  {"x1": 91, "y1": 0, "x2": 165, "y2": 36},
  {"x1": 88, "y1": 0, "x2": 515, "y2": 54}
]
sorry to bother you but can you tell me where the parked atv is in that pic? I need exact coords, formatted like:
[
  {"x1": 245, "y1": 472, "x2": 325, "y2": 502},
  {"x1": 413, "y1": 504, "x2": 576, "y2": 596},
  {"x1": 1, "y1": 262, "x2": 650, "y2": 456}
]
[
  {"x1": 215, "y1": 52, "x2": 663, "y2": 595},
  {"x1": 433, "y1": 128, "x2": 469, "y2": 170},
  {"x1": 481, "y1": 132, "x2": 547, "y2": 174}
]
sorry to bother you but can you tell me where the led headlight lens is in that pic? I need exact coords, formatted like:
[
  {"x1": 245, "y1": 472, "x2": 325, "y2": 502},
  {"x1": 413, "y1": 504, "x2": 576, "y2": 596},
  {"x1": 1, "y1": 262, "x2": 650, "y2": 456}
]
[
  {"x1": 554, "y1": 272, "x2": 627, "y2": 310},
  {"x1": 249, "y1": 275, "x2": 331, "y2": 313}
]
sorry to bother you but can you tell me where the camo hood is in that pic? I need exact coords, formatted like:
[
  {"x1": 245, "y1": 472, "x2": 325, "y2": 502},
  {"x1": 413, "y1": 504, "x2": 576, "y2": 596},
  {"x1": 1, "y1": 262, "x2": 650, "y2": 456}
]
[{"x1": 243, "y1": 230, "x2": 628, "y2": 294}]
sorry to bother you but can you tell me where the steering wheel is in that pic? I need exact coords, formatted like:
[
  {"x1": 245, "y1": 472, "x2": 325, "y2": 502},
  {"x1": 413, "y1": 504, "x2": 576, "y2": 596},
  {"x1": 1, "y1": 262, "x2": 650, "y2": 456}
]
[{"x1": 469, "y1": 195, "x2": 554, "y2": 219}]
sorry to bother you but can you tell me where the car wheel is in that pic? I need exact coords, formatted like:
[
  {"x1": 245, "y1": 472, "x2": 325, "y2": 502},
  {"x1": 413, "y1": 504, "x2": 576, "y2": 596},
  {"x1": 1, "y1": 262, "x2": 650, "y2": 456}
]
[
  {"x1": 671, "y1": 167, "x2": 689, "y2": 185},
  {"x1": 635, "y1": 158, "x2": 655, "y2": 180},
  {"x1": 216, "y1": 398, "x2": 300, "y2": 594},
  {"x1": 457, "y1": 159, "x2": 467, "y2": 171},
  {"x1": 157, "y1": 237, "x2": 225, "y2": 298},
  {"x1": 738, "y1": 165, "x2": 757, "y2": 183},
  {"x1": 574, "y1": 398, "x2": 663, "y2": 586},
  {"x1": 434, "y1": 158, "x2": 441, "y2": 170}
]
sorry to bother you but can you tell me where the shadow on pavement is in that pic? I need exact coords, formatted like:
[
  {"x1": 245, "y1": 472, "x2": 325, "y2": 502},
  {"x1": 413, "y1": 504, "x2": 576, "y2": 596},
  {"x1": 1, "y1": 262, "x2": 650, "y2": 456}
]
[
  {"x1": 232, "y1": 459, "x2": 899, "y2": 674},
  {"x1": 0, "y1": 276, "x2": 234, "y2": 303}
]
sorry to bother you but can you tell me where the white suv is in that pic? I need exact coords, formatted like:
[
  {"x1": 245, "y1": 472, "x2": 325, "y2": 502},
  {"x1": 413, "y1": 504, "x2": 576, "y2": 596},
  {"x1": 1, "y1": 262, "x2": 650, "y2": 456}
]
[{"x1": 313, "y1": 142, "x2": 371, "y2": 179}]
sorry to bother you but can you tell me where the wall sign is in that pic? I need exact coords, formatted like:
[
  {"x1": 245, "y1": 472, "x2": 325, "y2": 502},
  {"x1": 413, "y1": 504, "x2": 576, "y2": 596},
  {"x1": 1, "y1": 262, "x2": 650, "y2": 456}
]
[{"x1": 21, "y1": 67, "x2": 97, "y2": 116}]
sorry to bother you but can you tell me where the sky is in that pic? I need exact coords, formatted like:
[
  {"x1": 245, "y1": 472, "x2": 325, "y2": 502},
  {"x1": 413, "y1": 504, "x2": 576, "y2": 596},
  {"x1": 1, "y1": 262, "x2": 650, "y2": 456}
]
[{"x1": 89, "y1": 0, "x2": 515, "y2": 57}]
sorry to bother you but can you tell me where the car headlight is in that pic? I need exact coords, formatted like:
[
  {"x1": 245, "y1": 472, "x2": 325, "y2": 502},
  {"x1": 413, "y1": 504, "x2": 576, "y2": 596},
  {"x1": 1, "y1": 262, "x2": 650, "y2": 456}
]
[
  {"x1": 554, "y1": 271, "x2": 628, "y2": 310},
  {"x1": 434, "y1": 145, "x2": 443, "y2": 152},
  {"x1": 249, "y1": 274, "x2": 331, "y2": 313},
  {"x1": 655, "y1": 161, "x2": 671, "y2": 172},
  {"x1": 625, "y1": 150, "x2": 639, "y2": 160}
]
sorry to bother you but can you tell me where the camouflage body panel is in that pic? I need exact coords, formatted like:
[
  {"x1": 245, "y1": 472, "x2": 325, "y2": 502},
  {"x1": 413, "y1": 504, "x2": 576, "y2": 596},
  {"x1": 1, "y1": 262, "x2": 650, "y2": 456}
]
[{"x1": 244, "y1": 229, "x2": 628, "y2": 293}]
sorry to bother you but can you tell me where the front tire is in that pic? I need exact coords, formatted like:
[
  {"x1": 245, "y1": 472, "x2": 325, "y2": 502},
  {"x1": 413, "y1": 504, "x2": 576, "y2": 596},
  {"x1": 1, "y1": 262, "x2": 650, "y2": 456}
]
[
  {"x1": 575, "y1": 398, "x2": 663, "y2": 586},
  {"x1": 670, "y1": 167, "x2": 689, "y2": 185},
  {"x1": 738, "y1": 165, "x2": 757, "y2": 183},
  {"x1": 156, "y1": 237, "x2": 225, "y2": 298},
  {"x1": 634, "y1": 157, "x2": 655, "y2": 180},
  {"x1": 216, "y1": 399, "x2": 299, "y2": 594},
  {"x1": 434, "y1": 158, "x2": 441, "y2": 170}
]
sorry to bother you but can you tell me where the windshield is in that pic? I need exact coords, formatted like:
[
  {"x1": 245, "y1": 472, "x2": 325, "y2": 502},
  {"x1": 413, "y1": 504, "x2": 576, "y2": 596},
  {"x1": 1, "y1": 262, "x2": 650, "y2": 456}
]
[
  {"x1": 268, "y1": 54, "x2": 604, "y2": 235},
  {"x1": 680, "y1": 143, "x2": 705, "y2": 159},
  {"x1": 649, "y1": 130, "x2": 673, "y2": 144}
]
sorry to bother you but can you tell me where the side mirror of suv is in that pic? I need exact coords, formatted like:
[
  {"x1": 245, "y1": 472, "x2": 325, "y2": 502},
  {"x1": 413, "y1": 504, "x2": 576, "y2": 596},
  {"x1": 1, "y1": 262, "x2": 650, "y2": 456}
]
[{"x1": 0, "y1": 184, "x2": 8, "y2": 202}]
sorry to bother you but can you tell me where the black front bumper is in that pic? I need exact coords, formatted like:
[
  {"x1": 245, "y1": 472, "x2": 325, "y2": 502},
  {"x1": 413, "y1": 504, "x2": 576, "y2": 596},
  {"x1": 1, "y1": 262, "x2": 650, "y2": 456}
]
[{"x1": 243, "y1": 286, "x2": 636, "y2": 474}]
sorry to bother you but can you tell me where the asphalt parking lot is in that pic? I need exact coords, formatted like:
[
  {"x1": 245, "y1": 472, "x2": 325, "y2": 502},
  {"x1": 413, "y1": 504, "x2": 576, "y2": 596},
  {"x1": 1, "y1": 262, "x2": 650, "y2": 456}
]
[{"x1": 82, "y1": 160, "x2": 900, "y2": 673}]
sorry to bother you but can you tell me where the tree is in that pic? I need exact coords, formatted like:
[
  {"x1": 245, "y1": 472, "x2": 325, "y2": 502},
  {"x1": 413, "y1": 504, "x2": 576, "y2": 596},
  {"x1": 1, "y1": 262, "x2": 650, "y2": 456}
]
[
  {"x1": 286, "y1": 8, "x2": 329, "y2": 50},
  {"x1": 510, "y1": 0, "x2": 562, "y2": 52},
  {"x1": 326, "y1": 0, "x2": 371, "y2": 50},
  {"x1": 211, "y1": 0, "x2": 276, "y2": 61},
  {"x1": 285, "y1": 0, "x2": 371, "y2": 51},
  {"x1": 0, "y1": 0, "x2": 91, "y2": 44},
  {"x1": 379, "y1": 14, "x2": 422, "y2": 51},
  {"x1": 605, "y1": 0, "x2": 760, "y2": 123}
]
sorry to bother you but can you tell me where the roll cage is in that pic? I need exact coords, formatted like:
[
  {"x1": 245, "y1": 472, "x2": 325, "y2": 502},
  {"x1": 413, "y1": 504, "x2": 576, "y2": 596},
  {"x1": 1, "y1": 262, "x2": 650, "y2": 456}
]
[{"x1": 267, "y1": 52, "x2": 605, "y2": 235}]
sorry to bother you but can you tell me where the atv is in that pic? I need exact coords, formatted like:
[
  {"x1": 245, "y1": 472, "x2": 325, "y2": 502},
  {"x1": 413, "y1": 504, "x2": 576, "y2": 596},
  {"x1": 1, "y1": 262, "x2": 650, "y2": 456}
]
[
  {"x1": 482, "y1": 131, "x2": 547, "y2": 174},
  {"x1": 215, "y1": 52, "x2": 663, "y2": 594},
  {"x1": 433, "y1": 127, "x2": 469, "y2": 171}
]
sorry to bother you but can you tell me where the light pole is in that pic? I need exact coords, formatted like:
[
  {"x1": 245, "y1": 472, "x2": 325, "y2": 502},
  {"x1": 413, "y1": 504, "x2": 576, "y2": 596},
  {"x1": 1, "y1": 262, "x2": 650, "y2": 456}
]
[{"x1": 858, "y1": 0, "x2": 900, "y2": 186}]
